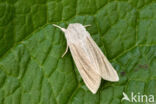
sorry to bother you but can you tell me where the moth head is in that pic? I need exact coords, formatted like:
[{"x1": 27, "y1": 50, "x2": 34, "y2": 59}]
[
  {"x1": 53, "y1": 23, "x2": 91, "y2": 32},
  {"x1": 68, "y1": 23, "x2": 91, "y2": 29}
]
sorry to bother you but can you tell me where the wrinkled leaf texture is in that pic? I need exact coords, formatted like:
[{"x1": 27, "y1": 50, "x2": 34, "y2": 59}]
[{"x1": 0, "y1": 0, "x2": 156, "y2": 104}]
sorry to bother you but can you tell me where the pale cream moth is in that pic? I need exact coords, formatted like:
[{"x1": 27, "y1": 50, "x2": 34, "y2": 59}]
[{"x1": 53, "y1": 23, "x2": 119, "y2": 94}]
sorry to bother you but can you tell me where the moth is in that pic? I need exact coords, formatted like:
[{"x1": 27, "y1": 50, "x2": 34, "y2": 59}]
[{"x1": 53, "y1": 23, "x2": 119, "y2": 94}]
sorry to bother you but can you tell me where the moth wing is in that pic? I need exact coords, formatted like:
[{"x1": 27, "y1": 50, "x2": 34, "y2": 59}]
[
  {"x1": 86, "y1": 36, "x2": 119, "y2": 81},
  {"x1": 70, "y1": 44, "x2": 101, "y2": 94}
]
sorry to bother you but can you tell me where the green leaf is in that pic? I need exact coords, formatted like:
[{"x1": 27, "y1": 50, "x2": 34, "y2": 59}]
[{"x1": 0, "y1": 0, "x2": 156, "y2": 104}]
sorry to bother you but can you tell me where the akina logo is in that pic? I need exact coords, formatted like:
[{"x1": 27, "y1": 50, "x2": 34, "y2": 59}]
[{"x1": 121, "y1": 92, "x2": 155, "y2": 103}]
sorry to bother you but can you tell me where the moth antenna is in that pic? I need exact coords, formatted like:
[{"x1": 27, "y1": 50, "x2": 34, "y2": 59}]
[
  {"x1": 53, "y1": 24, "x2": 66, "y2": 32},
  {"x1": 84, "y1": 24, "x2": 91, "y2": 28}
]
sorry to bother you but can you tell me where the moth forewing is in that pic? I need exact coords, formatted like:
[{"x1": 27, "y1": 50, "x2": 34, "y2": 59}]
[
  {"x1": 69, "y1": 44, "x2": 101, "y2": 94},
  {"x1": 86, "y1": 36, "x2": 119, "y2": 81},
  {"x1": 53, "y1": 23, "x2": 119, "y2": 94}
]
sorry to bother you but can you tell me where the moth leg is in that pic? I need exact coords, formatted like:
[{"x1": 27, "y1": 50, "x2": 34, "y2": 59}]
[
  {"x1": 61, "y1": 45, "x2": 69, "y2": 57},
  {"x1": 84, "y1": 24, "x2": 91, "y2": 28}
]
